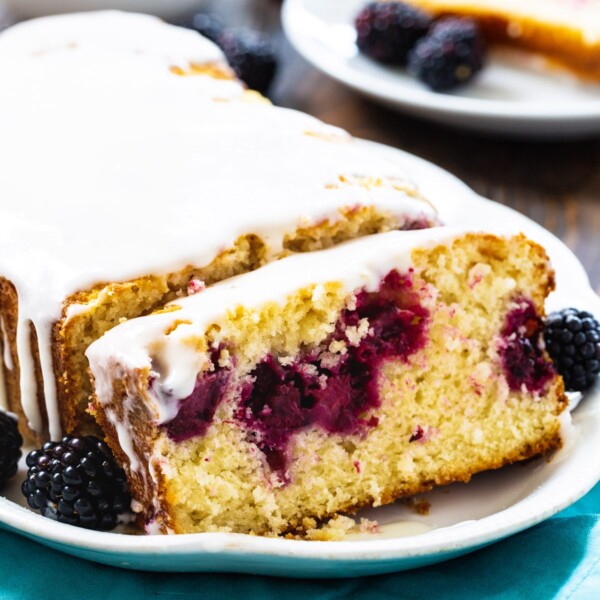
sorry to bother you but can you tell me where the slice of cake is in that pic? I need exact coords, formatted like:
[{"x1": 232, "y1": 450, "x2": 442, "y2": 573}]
[
  {"x1": 87, "y1": 229, "x2": 567, "y2": 536},
  {"x1": 0, "y1": 12, "x2": 438, "y2": 444},
  {"x1": 403, "y1": 0, "x2": 600, "y2": 79}
]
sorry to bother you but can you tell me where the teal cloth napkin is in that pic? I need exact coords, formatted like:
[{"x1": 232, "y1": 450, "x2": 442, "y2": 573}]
[{"x1": 1, "y1": 483, "x2": 600, "y2": 600}]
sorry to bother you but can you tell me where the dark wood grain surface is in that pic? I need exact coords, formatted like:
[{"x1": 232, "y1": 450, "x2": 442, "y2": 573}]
[{"x1": 207, "y1": 0, "x2": 600, "y2": 294}]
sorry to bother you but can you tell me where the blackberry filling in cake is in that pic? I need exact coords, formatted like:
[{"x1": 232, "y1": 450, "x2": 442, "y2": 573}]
[
  {"x1": 500, "y1": 299, "x2": 555, "y2": 393},
  {"x1": 165, "y1": 269, "x2": 428, "y2": 474},
  {"x1": 87, "y1": 229, "x2": 567, "y2": 536}
]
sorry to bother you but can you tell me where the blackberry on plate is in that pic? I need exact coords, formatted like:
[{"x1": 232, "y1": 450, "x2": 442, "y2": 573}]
[
  {"x1": 544, "y1": 308, "x2": 600, "y2": 392},
  {"x1": 219, "y1": 28, "x2": 278, "y2": 95},
  {"x1": 21, "y1": 436, "x2": 130, "y2": 531},
  {"x1": 0, "y1": 411, "x2": 22, "y2": 488},
  {"x1": 355, "y1": 1, "x2": 432, "y2": 64},
  {"x1": 408, "y1": 18, "x2": 486, "y2": 91},
  {"x1": 177, "y1": 12, "x2": 224, "y2": 44}
]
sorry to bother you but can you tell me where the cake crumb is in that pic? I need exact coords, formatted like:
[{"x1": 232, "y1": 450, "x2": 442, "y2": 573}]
[
  {"x1": 320, "y1": 351, "x2": 344, "y2": 370},
  {"x1": 328, "y1": 340, "x2": 347, "y2": 354},
  {"x1": 345, "y1": 295, "x2": 357, "y2": 311},
  {"x1": 218, "y1": 348, "x2": 231, "y2": 368},
  {"x1": 409, "y1": 424, "x2": 438, "y2": 444},
  {"x1": 345, "y1": 318, "x2": 370, "y2": 346},
  {"x1": 359, "y1": 518, "x2": 380, "y2": 534},
  {"x1": 402, "y1": 497, "x2": 431, "y2": 516},
  {"x1": 468, "y1": 263, "x2": 491, "y2": 289},
  {"x1": 311, "y1": 284, "x2": 326, "y2": 302},
  {"x1": 305, "y1": 515, "x2": 356, "y2": 541},
  {"x1": 187, "y1": 278, "x2": 206, "y2": 295}
]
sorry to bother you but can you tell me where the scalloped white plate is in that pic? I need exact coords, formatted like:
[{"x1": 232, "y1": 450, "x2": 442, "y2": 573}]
[
  {"x1": 282, "y1": 0, "x2": 600, "y2": 137},
  {"x1": 1, "y1": 141, "x2": 599, "y2": 577}
]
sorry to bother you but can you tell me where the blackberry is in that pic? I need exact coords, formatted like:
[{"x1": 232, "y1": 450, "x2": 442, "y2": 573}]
[
  {"x1": 219, "y1": 29, "x2": 278, "y2": 95},
  {"x1": 21, "y1": 436, "x2": 130, "y2": 530},
  {"x1": 177, "y1": 13, "x2": 224, "y2": 44},
  {"x1": 0, "y1": 411, "x2": 22, "y2": 488},
  {"x1": 544, "y1": 308, "x2": 600, "y2": 391},
  {"x1": 355, "y1": 2, "x2": 432, "y2": 64},
  {"x1": 408, "y1": 18, "x2": 486, "y2": 91}
]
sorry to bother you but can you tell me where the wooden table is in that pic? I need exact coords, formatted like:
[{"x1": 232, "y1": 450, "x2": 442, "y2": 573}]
[{"x1": 207, "y1": 0, "x2": 600, "y2": 294}]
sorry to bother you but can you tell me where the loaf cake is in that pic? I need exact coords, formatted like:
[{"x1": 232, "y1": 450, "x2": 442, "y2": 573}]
[
  {"x1": 87, "y1": 229, "x2": 567, "y2": 536},
  {"x1": 0, "y1": 12, "x2": 438, "y2": 444},
  {"x1": 403, "y1": 0, "x2": 600, "y2": 79}
]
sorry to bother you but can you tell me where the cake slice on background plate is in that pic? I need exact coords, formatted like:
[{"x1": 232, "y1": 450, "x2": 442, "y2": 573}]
[
  {"x1": 87, "y1": 228, "x2": 567, "y2": 537},
  {"x1": 0, "y1": 11, "x2": 439, "y2": 445},
  {"x1": 403, "y1": 0, "x2": 600, "y2": 79}
]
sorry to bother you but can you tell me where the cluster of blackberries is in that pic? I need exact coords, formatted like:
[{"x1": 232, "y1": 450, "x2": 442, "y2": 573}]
[
  {"x1": 1, "y1": 417, "x2": 131, "y2": 531},
  {"x1": 21, "y1": 436, "x2": 130, "y2": 531},
  {"x1": 355, "y1": 1, "x2": 486, "y2": 91},
  {"x1": 178, "y1": 13, "x2": 278, "y2": 95},
  {"x1": 545, "y1": 308, "x2": 600, "y2": 392},
  {"x1": 0, "y1": 412, "x2": 22, "y2": 488}
]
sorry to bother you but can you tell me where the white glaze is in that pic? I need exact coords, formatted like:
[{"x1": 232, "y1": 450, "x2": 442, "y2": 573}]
[
  {"x1": 106, "y1": 406, "x2": 140, "y2": 473},
  {"x1": 0, "y1": 11, "x2": 225, "y2": 65},
  {"x1": 0, "y1": 12, "x2": 436, "y2": 438},
  {"x1": 87, "y1": 227, "x2": 476, "y2": 428}
]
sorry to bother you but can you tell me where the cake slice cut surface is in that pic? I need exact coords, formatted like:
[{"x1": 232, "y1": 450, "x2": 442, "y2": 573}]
[{"x1": 87, "y1": 229, "x2": 567, "y2": 536}]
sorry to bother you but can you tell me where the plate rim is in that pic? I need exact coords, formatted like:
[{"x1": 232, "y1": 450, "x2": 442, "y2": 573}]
[{"x1": 1, "y1": 141, "x2": 599, "y2": 574}]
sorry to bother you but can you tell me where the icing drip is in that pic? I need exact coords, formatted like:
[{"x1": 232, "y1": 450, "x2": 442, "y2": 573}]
[
  {"x1": 0, "y1": 12, "x2": 436, "y2": 438},
  {"x1": 16, "y1": 317, "x2": 40, "y2": 432},
  {"x1": 106, "y1": 406, "x2": 140, "y2": 474},
  {"x1": 1, "y1": 317, "x2": 13, "y2": 371}
]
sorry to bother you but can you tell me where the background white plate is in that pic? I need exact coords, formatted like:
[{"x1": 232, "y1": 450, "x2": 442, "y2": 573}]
[
  {"x1": 282, "y1": 0, "x2": 600, "y2": 137},
  {"x1": 0, "y1": 141, "x2": 599, "y2": 577}
]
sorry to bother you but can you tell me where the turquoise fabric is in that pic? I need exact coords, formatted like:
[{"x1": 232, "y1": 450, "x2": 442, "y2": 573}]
[{"x1": 1, "y1": 483, "x2": 599, "y2": 600}]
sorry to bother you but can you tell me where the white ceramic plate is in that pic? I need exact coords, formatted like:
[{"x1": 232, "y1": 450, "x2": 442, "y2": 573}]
[
  {"x1": 282, "y1": 0, "x2": 600, "y2": 137},
  {"x1": 1, "y1": 141, "x2": 599, "y2": 577}
]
